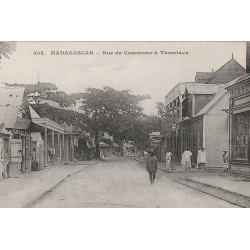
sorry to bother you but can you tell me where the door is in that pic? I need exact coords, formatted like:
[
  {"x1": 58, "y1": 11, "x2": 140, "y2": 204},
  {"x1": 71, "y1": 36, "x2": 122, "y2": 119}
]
[{"x1": 25, "y1": 135, "x2": 32, "y2": 172}]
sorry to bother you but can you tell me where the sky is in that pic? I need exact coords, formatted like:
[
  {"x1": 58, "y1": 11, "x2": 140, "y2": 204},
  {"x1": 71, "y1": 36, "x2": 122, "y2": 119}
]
[{"x1": 0, "y1": 42, "x2": 246, "y2": 115}]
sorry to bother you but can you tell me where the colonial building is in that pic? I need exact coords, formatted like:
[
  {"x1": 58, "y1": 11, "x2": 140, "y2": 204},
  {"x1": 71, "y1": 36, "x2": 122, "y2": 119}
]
[
  {"x1": 226, "y1": 43, "x2": 250, "y2": 174},
  {"x1": 162, "y1": 83, "x2": 222, "y2": 163},
  {"x1": 0, "y1": 124, "x2": 11, "y2": 179},
  {"x1": 161, "y1": 57, "x2": 245, "y2": 167},
  {"x1": 0, "y1": 83, "x2": 33, "y2": 177}
]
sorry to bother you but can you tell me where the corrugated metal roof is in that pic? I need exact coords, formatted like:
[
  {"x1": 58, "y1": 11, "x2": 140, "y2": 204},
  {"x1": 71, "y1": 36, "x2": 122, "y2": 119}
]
[
  {"x1": 0, "y1": 85, "x2": 25, "y2": 107},
  {"x1": 0, "y1": 106, "x2": 20, "y2": 128},
  {"x1": 0, "y1": 84, "x2": 25, "y2": 129}
]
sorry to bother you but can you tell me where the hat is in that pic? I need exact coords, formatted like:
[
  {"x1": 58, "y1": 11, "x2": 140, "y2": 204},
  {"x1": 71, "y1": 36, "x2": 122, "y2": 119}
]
[{"x1": 223, "y1": 149, "x2": 228, "y2": 152}]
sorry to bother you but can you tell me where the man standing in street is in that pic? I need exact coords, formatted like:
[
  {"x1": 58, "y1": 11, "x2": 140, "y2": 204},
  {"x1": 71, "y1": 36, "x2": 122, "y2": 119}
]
[
  {"x1": 181, "y1": 148, "x2": 192, "y2": 171},
  {"x1": 165, "y1": 149, "x2": 172, "y2": 171},
  {"x1": 197, "y1": 146, "x2": 206, "y2": 169},
  {"x1": 147, "y1": 151, "x2": 158, "y2": 185}
]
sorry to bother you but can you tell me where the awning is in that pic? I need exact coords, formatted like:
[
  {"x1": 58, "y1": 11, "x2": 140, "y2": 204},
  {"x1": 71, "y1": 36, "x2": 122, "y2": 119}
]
[
  {"x1": 0, "y1": 125, "x2": 11, "y2": 135},
  {"x1": 32, "y1": 117, "x2": 64, "y2": 133}
]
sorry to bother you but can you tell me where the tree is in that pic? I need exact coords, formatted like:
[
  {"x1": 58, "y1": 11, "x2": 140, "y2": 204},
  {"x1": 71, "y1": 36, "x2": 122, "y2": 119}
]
[
  {"x1": 0, "y1": 42, "x2": 16, "y2": 59},
  {"x1": 156, "y1": 102, "x2": 166, "y2": 118},
  {"x1": 121, "y1": 114, "x2": 161, "y2": 150},
  {"x1": 80, "y1": 86, "x2": 150, "y2": 158},
  {"x1": 46, "y1": 91, "x2": 76, "y2": 107}
]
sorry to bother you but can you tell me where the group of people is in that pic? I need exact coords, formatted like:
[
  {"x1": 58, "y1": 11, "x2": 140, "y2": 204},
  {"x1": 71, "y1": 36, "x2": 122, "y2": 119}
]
[
  {"x1": 144, "y1": 146, "x2": 230, "y2": 185},
  {"x1": 164, "y1": 147, "x2": 198, "y2": 171},
  {"x1": 165, "y1": 146, "x2": 229, "y2": 171}
]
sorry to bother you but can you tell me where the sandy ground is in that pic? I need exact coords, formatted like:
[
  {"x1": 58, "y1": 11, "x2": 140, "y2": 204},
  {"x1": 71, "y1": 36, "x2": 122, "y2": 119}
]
[{"x1": 32, "y1": 157, "x2": 238, "y2": 208}]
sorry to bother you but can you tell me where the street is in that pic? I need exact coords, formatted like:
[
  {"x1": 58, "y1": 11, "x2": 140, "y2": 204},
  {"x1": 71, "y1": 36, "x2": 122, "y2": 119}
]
[{"x1": 32, "y1": 157, "x2": 238, "y2": 208}]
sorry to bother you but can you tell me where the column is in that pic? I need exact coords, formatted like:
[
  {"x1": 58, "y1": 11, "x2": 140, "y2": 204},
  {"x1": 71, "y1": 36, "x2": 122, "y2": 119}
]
[
  {"x1": 192, "y1": 94, "x2": 195, "y2": 117},
  {"x1": 44, "y1": 124, "x2": 48, "y2": 166},
  {"x1": 179, "y1": 95, "x2": 183, "y2": 156},
  {"x1": 59, "y1": 133, "x2": 62, "y2": 161},
  {"x1": 52, "y1": 130, "x2": 55, "y2": 164},
  {"x1": 71, "y1": 135, "x2": 74, "y2": 161},
  {"x1": 62, "y1": 133, "x2": 65, "y2": 162},
  {"x1": 228, "y1": 111, "x2": 232, "y2": 172},
  {"x1": 179, "y1": 94, "x2": 183, "y2": 121}
]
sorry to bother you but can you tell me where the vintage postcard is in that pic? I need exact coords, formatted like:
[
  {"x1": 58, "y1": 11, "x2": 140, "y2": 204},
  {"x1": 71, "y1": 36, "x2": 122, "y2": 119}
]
[{"x1": 0, "y1": 41, "x2": 249, "y2": 208}]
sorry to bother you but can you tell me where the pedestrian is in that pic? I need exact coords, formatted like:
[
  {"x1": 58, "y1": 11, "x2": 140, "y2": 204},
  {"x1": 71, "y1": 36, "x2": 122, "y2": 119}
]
[
  {"x1": 165, "y1": 149, "x2": 172, "y2": 171},
  {"x1": 223, "y1": 150, "x2": 229, "y2": 172},
  {"x1": 181, "y1": 148, "x2": 192, "y2": 171},
  {"x1": 144, "y1": 150, "x2": 148, "y2": 162},
  {"x1": 147, "y1": 151, "x2": 158, "y2": 185},
  {"x1": 145, "y1": 151, "x2": 149, "y2": 169},
  {"x1": 197, "y1": 146, "x2": 206, "y2": 169}
]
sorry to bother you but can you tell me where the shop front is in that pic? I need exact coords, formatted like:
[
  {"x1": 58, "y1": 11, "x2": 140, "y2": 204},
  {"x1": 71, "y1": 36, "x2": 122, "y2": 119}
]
[
  {"x1": 227, "y1": 74, "x2": 250, "y2": 174},
  {"x1": 31, "y1": 117, "x2": 65, "y2": 167},
  {"x1": 0, "y1": 124, "x2": 11, "y2": 179}
]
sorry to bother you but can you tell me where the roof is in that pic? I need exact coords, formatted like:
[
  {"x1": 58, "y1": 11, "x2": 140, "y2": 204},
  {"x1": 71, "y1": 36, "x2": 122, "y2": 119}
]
[
  {"x1": 185, "y1": 84, "x2": 221, "y2": 95},
  {"x1": 39, "y1": 99, "x2": 86, "y2": 114},
  {"x1": 196, "y1": 76, "x2": 241, "y2": 116},
  {"x1": 0, "y1": 123, "x2": 11, "y2": 135},
  {"x1": 209, "y1": 58, "x2": 245, "y2": 84},
  {"x1": 195, "y1": 72, "x2": 215, "y2": 83},
  {"x1": 14, "y1": 117, "x2": 30, "y2": 130},
  {"x1": 29, "y1": 105, "x2": 41, "y2": 119},
  {"x1": 0, "y1": 85, "x2": 25, "y2": 107},
  {"x1": 32, "y1": 117, "x2": 64, "y2": 133},
  {"x1": 165, "y1": 82, "x2": 192, "y2": 104},
  {"x1": 165, "y1": 83, "x2": 222, "y2": 105},
  {"x1": 0, "y1": 127, "x2": 11, "y2": 135},
  {"x1": 195, "y1": 58, "x2": 245, "y2": 85},
  {"x1": 225, "y1": 73, "x2": 250, "y2": 90},
  {"x1": 0, "y1": 84, "x2": 25, "y2": 129},
  {"x1": 0, "y1": 106, "x2": 20, "y2": 128},
  {"x1": 236, "y1": 73, "x2": 250, "y2": 83}
]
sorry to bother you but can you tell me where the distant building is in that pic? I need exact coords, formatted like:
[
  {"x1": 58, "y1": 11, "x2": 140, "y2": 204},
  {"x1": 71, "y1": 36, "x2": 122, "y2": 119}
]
[{"x1": 149, "y1": 132, "x2": 164, "y2": 159}]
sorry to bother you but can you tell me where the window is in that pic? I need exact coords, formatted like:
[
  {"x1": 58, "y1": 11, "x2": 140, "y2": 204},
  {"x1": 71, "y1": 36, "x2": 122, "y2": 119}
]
[{"x1": 233, "y1": 112, "x2": 250, "y2": 161}]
